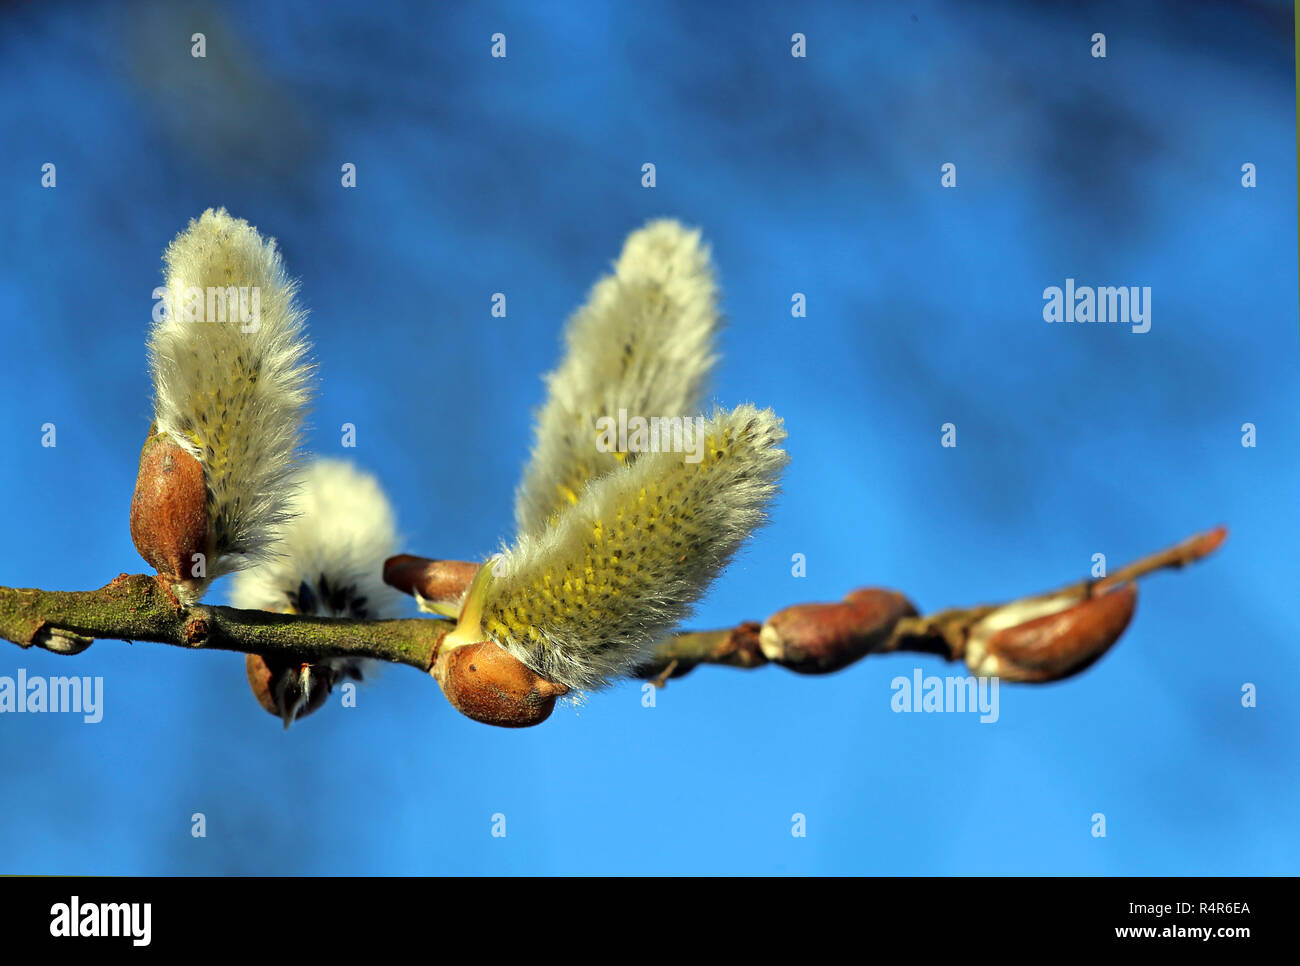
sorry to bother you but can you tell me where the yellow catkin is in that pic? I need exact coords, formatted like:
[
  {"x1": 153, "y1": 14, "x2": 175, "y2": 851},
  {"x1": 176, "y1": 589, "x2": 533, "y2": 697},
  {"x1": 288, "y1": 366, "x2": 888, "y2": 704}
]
[
  {"x1": 483, "y1": 405, "x2": 787, "y2": 691},
  {"x1": 515, "y1": 219, "x2": 721, "y2": 537},
  {"x1": 147, "y1": 208, "x2": 313, "y2": 595}
]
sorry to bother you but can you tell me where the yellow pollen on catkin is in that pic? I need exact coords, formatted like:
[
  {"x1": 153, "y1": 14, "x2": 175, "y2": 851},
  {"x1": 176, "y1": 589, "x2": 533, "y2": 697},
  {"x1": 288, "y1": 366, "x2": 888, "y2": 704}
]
[
  {"x1": 513, "y1": 221, "x2": 723, "y2": 539},
  {"x1": 482, "y1": 405, "x2": 787, "y2": 691}
]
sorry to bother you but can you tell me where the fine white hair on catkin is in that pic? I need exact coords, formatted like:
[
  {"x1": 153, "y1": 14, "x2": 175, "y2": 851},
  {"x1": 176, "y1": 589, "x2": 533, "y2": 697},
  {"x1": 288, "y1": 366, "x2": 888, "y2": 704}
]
[
  {"x1": 514, "y1": 219, "x2": 721, "y2": 538},
  {"x1": 148, "y1": 208, "x2": 313, "y2": 591},
  {"x1": 485, "y1": 405, "x2": 787, "y2": 691},
  {"x1": 228, "y1": 458, "x2": 404, "y2": 621}
]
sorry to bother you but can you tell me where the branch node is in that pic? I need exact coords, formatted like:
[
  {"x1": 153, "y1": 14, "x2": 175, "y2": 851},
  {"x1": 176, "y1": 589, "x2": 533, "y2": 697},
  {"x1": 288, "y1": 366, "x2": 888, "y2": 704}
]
[{"x1": 183, "y1": 617, "x2": 209, "y2": 646}]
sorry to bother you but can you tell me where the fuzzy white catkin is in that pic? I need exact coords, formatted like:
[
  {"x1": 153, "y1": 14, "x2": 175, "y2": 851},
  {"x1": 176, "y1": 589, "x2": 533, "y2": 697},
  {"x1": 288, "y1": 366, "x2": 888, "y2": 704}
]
[
  {"x1": 147, "y1": 208, "x2": 313, "y2": 591},
  {"x1": 228, "y1": 458, "x2": 404, "y2": 622},
  {"x1": 514, "y1": 219, "x2": 721, "y2": 538},
  {"x1": 484, "y1": 405, "x2": 787, "y2": 691}
]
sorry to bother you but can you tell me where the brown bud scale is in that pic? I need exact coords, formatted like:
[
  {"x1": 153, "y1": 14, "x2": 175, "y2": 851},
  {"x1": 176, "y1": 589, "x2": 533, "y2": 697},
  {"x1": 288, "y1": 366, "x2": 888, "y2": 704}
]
[
  {"x1": 760, "y1": 588, "x2": 918, "y2": 674},
  {"x1": 245, "y1": 653, "x2": 334, "y2": 724},
  {"x1": 974, "y1": 583, "x2": 1137, "y2": 683},
  {"x1": 433, "y1": 639, "x2": 568, "y2": 728},
  {"x1": 129, "y1": 432, "x2": 209, "y2": 580},
  {"x1": 384, "y1": 555, "x2": 480, "y2": 606}
]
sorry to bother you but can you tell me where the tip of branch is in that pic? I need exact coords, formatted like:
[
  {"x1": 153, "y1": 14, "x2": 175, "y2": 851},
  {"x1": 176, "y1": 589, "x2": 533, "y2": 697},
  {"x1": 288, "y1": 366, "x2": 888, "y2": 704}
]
[
  {"x1": 1093, "y1": 524, "x2": 1229, "y2": 595},
  {"x1": 1187, "y1": 525, "x2": 1228, "y2": 561}
]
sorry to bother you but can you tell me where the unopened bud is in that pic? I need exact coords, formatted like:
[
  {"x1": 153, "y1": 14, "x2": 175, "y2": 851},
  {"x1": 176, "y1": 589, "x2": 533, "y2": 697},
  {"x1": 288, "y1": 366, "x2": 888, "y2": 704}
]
[
  {"x1": 759, "y1": 588, "x2": 917, "y2": 674},
  {"x1": 430, "y1": 558, "x2": 567, "y2": 727},
  {"x1": 432, "y1": 638, "x2": 568, "y2": 728},
  {"x1": 383, "y1": 554, "x2": 479, "y2": 615},
  {"x1": 965, "y1": 582, "x2": 1137, "y2": 683},
  {"x1": 129, "y1": 431, "x2": 209, "y2": 581},
  {"x1": 32, "y1": 626, "x2": 94, "y2": 655}
]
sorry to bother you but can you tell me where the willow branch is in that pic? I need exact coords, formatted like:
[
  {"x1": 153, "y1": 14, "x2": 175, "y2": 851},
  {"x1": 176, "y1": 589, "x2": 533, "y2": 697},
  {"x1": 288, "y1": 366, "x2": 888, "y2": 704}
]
[
  {"x1": 0, "y1": 527, "x2": 1226, "y2": 691},
  {"x1": 633, "y1": 525, "x2": 1228, "y2": 683},
  {"x1": 0, "y1": 573, "x2": 452, "y2": 669}
]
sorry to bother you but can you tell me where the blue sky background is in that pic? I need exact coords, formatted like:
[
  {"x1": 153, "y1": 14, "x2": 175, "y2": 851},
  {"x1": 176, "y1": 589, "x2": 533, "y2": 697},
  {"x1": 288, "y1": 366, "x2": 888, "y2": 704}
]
[{"x1": 0, "y1": 0, "x2": 1295, "y2": 874}]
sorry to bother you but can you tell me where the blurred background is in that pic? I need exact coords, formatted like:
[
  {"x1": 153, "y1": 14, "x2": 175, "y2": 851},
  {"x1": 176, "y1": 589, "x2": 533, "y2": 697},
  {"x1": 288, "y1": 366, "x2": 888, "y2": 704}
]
[{"x1": 0, "y1": 0, "x2": 1295, "y2": 874}]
